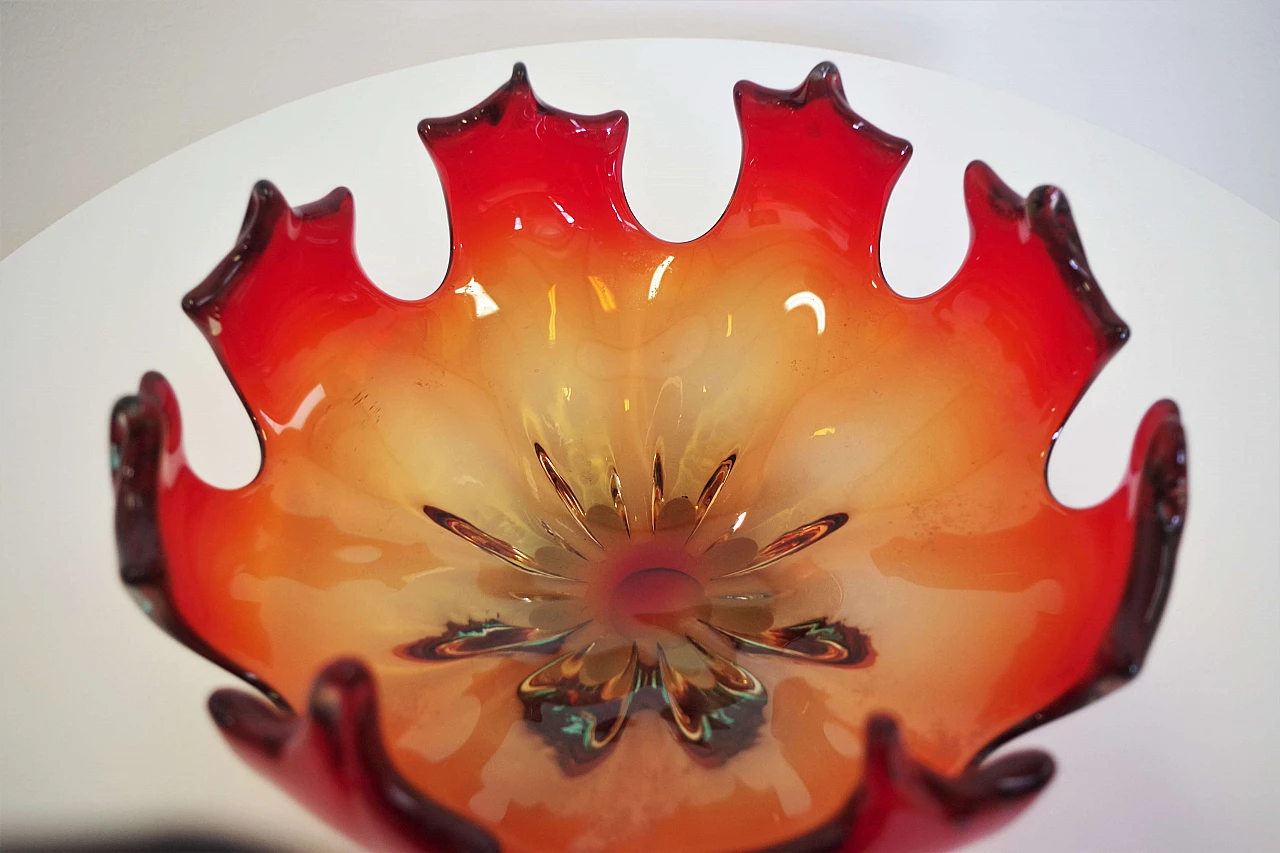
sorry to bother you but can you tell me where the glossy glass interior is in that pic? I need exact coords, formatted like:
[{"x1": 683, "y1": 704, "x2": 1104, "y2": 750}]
[{"x1": 126, "y1": 64, "x2": 1177, "y2": 852}]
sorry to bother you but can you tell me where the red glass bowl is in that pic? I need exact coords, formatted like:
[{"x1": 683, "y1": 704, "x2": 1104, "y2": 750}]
[{"x1": 110, "y1": 62, "x2": 1187, "y2": 853}]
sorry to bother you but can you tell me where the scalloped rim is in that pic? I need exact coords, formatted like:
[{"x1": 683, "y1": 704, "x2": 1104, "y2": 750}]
[
  {"x1": 209, "y1": 659, "x2": 499, "y2": 853},
  {"x1": 974, "y1": 399, "x2": 1185, "y2": 765},
  {"x1": 111, "y1": 61, "x2": 1187, "y2": 853},
  {"x1": 767, "y1": 715, "x2": 1054, "y2": 853},
  {"x1": 110, "y1": 372, "x2": 290, "y2": 711},
  {"x1": 733, "y1": 60, "x2": 913, "y2": 159},
  {"x1": 182, "y1": 180, "x2": 354, "y2": 320},
  {"x1": 418, "y1": 61, "x2": 628, "y2": 144}
]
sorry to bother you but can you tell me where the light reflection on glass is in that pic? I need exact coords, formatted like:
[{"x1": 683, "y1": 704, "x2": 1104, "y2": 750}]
[
  {"x1": 548, "y1": 285, "x2": 557, "y2": 343},
  {"x1": 552, "y1": 200, "x2": 575, "y2": 225},
  {"x1": 648, "y1": 255, "x2": 675, "y2": 300},
  {"x1": 454, "y1": 278, "x2": 500, "y2": 318},
  {"x1": 784, "y1": 290, "x2": 826, "y2": 334},
  {"x1": 263, "y1": 384, "x2": 325, "y2": 434},
  {"x1": 587, "y1": 275, "x2": 617, "y2": 312}
]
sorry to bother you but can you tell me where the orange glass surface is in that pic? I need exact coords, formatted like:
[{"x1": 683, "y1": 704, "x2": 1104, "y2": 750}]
[{"x1": 111, "y1": 63, "x2": 1186, "y2": 853}]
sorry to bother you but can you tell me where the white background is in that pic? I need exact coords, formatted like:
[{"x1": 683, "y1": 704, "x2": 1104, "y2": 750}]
[
  {"x1": 1, "y1": 0, "x2": 1278, "y2": 257},
  {"x1": 0, "y1": 14, "x2": 1278, "y2": 853}
]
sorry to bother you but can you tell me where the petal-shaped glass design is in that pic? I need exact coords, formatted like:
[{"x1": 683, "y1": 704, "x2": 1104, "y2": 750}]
[{"x1": 111, "y1": 63, "x2": 1187, "y2": 853}]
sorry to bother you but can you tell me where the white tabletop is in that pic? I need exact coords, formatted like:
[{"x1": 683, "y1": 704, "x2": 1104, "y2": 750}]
[{"x1": 1, "y1": 39, "x2": 1276, "y2": 853}]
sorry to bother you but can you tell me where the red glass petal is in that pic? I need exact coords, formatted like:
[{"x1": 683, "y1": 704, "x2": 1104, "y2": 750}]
[{"x1": 209, "y1": 659, "x2": 497, "y2": 853}]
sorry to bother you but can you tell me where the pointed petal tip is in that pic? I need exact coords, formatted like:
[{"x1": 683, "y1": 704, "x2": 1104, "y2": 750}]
[
  {"x1": 734, "y1": 61, "x2": 911, "y2": 159},
  {"x1": 248, "y1": 177, "x2": 282, "y2": 203},
  {"x1": 973, "y1": 398, "x2": 1185, "y2": 766},
  {"x1": 208, "y1": 687, "x2": 292, "y2": 757},
  {"x1": 1028, "y1": 182, "x2": 1131, "y2": 351},
  {"x1": 1141, "y1": 399, "x2": 1187, "y2": 529},
  {"x1": 961, "y1": 161, "x2": 1130, "y2": 354},
  {"x1": 182, "y1": 180, "x2": 288, "y2": 315},
  {"x1": 294, "y1": 185, "x2": 354, "y2": 221},
  {"x1": 111, "y1": 371, "x2": 293, "y2": 712},
  {"x1": 734, "y1": 60, "x2": 845, "y2": 108},
  {"x1": 182, "y1": 181, "x2": 354, "y2": 319},
  {"x1": 805, "y1": 61, "x2": 845, "y2": 99},
  {"x1": 1112, "y1": 396, "x2": 1186, "y2": 662},
  {"x1": 419, "y1": 61, "x2": 626, "y2": 149},
  {"x1": 775, "y1": 715, "x2": 1053, "y2": 852},
  {"x1": 1133, "y1": 398, "x2": 1184, "y2": 466},
  {"x1": 239, "y1": 178, "x2": 290, "y2": 238},
  {"x1": 137, "y1": 368, "x2": 174, "y2": 403},
  {"x1": 864, "y1": 711, "x2": 900, "y2": 750},
  {"x1": 1026, "y1": 183, "x2": 1088, "y2": 258},
  {"x1": 942, "y1": 748, "x2": 1057, "y2": 827},
  {"x1": 208, "y1": 665, "x2": 373, "y2": 753},
  {"x1": 110, "y1": 372, "x2": 181, "y2": 499},
  {"x1": 963, "y1": 160, "x2": 1024, "y2": 219},
  {"x1": 417, "y1": 61, "x2": 539, "y2": 145},
  {"x1": 863, "y1": 712, "x2": 1055, "y2": 824},
  {"x1": 111, "y1": 371, "x2": 176, "y2": 445},
  {"x1": 510, "y1": 61, "x2": 530, "y2": 87},
  {"x1": 856, "y1": 713, "x2": 1057, "y2": 809},
  {"x1": 210, "y1": 658, "x2": 500, "y2": 853},
  {"x1": 111, "y1": 374, "x2": 175, "y2": 592}
]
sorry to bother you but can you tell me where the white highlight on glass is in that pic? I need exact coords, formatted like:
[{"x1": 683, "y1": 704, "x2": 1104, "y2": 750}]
[
  {"x1": 263, "y1": 383, "x2": 326, "y2": 434},
  {"x1": 455, "y1": 278, "x2": 500, "y2": 318},
  {"x1": 784, "y1": 290, "x2": 826, "y2": 334},
  {"x1": 553, "y1": 201, "x2": 576, "y2": 225},
  {"x1": 649, "y1": 255, "x2": 675, "y2": 300}
]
